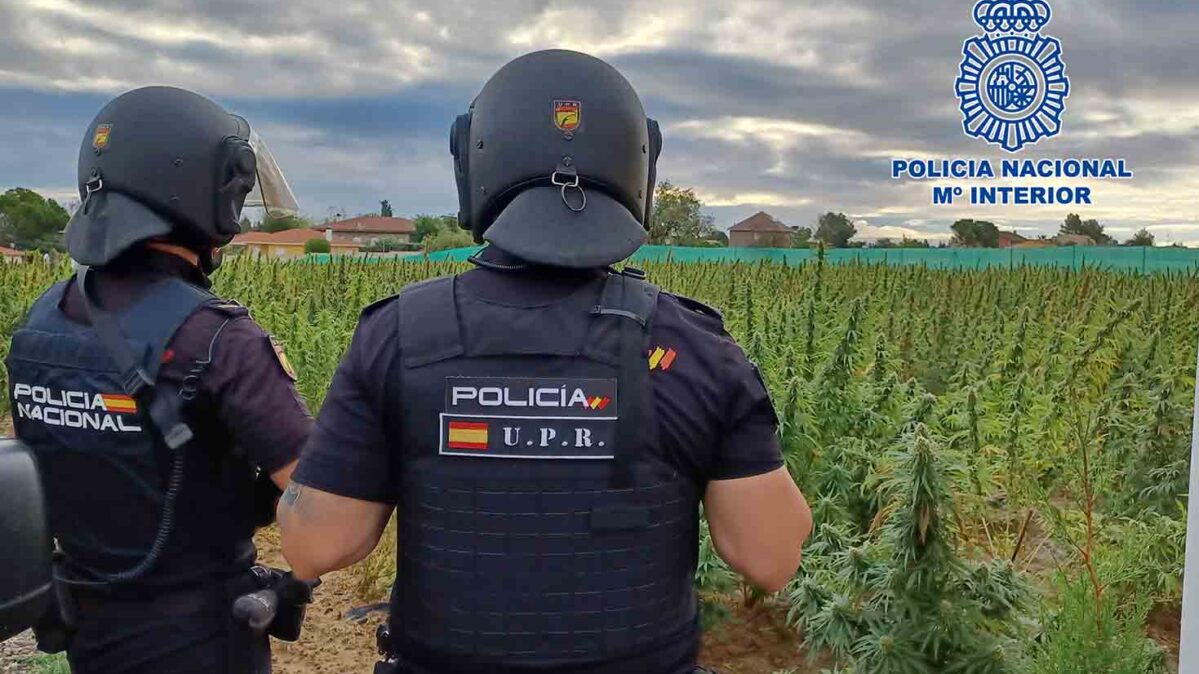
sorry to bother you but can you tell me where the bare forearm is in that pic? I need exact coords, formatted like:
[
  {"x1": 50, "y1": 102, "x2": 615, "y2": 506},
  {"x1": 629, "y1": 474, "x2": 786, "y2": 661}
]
[
  {"x1": 277, "y1": 481, "x2": 391, "y2": 580},
  {"x1": 704, "y1": 467, "x2": 813, "y2": 593}
]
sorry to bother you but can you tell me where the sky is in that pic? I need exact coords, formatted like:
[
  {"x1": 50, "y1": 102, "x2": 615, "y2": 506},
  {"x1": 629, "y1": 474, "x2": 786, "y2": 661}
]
[{"x1": 0, "y1": 0, "x2": 1196, "y2": 243}]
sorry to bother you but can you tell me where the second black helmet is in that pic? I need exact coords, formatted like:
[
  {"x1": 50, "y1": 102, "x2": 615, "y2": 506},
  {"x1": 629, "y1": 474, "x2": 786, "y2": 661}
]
[
  {"x1": 451, "y1": 50, "x2": 663, "y2": 268},
  {"x1": 65, "y1": 86, "x2": 293, "y2": 270}
]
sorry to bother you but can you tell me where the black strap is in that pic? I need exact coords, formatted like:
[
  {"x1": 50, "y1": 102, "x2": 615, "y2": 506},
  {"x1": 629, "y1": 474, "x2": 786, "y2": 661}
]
[
  {"x1": 598, "y1": 272, "x2": 659, "y2": 488},
  {"x1": 397, "y1": 276, "x2": 464, "y2": 368},
  {"x1": 77, "y1": 267, "x2": 193, "y2": 449},
  {"x1": 68, "y1": 267, "x2": 212, "y2": 585}
]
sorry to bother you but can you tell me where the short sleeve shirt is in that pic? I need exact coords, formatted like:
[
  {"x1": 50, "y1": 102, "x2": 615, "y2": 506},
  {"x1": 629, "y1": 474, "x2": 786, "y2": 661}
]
[
  {"x1": 295, "y1": 253, "x2": 782, "y2": 502},
  {"x1": 57, "y1": 253, "x2": 312, "y2": 473}
]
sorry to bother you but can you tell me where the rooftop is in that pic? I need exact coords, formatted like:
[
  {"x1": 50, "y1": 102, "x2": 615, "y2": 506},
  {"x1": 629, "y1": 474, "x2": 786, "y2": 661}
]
[
  {"x1": 232, "y1": 228, "x2": 355, "y2": 246},
  {"x1": 316, "y1": 215, "x2": 416, "y2": 235},
  {"x1": 729, "y1": 211, "x2": 791, "y2": 232}
]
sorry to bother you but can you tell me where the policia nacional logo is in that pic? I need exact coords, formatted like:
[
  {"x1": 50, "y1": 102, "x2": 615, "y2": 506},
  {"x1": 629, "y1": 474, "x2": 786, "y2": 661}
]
[
  {"x1": 955, "y1": 0, "x2": 1069, "y2": 152},
  {"x1": 440, "y1": 377, "x2": 616, "y2": 459},
  {"x1": 12, "y1": 383, "x2": 141, "y2": 432}
]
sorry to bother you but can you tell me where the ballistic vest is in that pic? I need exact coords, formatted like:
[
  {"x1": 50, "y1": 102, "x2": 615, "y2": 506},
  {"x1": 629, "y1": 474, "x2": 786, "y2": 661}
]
[
  {"x1": 5, "y1": 274, "x2": 249, "y2": 587},
  {"x1": 390, "y1": 270, "x2": 700, "y2": 666}
]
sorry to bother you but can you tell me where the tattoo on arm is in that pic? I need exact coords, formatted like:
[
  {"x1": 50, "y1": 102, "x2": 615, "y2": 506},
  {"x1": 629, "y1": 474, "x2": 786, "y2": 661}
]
[{"x1": 282, "y1": 481, "x2": 305, "y2": 508}]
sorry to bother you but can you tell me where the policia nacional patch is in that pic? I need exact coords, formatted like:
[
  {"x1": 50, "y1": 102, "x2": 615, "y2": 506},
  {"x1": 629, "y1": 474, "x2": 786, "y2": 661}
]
[{"x1": 440, "y1": 376, "x2": 616, "y2": 459}]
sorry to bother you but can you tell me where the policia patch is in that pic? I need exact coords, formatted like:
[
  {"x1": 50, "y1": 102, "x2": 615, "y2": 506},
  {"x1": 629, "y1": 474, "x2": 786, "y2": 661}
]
[{"x1": 440, "y1": 376, "x2": 617, "y2": 459}]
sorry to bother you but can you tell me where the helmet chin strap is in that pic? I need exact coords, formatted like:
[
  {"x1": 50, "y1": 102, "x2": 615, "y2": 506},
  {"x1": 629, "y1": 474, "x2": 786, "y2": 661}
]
[{"x1": 145, "y1": 241, "x2": 202, "y2": 268}]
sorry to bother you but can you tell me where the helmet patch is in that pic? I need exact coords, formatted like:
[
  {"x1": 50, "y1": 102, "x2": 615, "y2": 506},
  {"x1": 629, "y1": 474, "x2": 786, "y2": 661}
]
[
  {"x1": 92, "y1": 124, "x2": 112, "y2": 151},
  {"x1": 553, "y1": 100, "x2": 581, "y2": 131}
]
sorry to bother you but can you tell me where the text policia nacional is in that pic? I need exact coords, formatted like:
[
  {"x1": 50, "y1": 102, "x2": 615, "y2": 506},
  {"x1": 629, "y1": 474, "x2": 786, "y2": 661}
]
[{"x1": 891, "y1": 158, "x2": 1133, "y2": 206}]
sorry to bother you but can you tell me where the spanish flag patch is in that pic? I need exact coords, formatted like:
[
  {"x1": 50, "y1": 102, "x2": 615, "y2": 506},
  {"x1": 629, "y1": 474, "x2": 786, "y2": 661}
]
[
  {"x1": 100, "y1": 394, "x2": 138, "y2": 415},
  {"x1": 447, "y1": 420, "x2": 489, "y2": 450},
  {"x1": 648, "y1": 346, "x2": 677, "y2": 371}
]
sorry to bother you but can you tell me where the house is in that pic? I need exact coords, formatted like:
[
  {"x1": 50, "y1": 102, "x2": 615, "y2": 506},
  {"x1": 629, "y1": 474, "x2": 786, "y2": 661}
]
[
  {"x1": 729, "y1": 211, "x2": 793, "y2": 248},
  {"x1": 1012, "y1": 238, "x2": 1054, "y2": 249},
  {"x1": 0, "y1": 245, "x2": 24, "y2": 263},
  {"x1": 996, "y1": 231, "x2": 1028, "y2": 248},
  {"x1": 315, "y1": 215, "x2": 417, "y2": 246},
  {"x1": 1054, "y1": 233, "x2": 1096, "y2": 247},
  {"x1": 230, "y1": 228, "x2": 358, "y2": 259}
]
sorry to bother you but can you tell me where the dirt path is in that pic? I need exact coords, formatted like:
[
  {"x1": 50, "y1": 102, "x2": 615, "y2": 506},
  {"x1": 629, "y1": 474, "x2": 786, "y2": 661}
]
[{"x1": 0, "y1": 632, "x2": 39, "y2": 673}]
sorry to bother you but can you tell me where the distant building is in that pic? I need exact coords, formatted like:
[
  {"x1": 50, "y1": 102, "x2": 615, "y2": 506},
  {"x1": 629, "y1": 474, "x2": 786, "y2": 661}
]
[
  {"x1": 230, "y1": 228, "x2": 358, "y2": 259},
  {"x1": 315, "y1": 215, "x2": 417, "y2": 246},
  {"x1": 997, "y1": 231, "x2": 1028, "y2": 248},
  {"x1": 1012, "y1": 238, "x2": 1054, "y2": 249},
  {"x1": 1054, "y1": 233, "x2": 1097, "y2": 247},
  {"x1": 0, "y1": 245, "x2": 25, "y2": 263},
  {"x1": 729, "y1": 211, "x2": 793, "y2": 248}
]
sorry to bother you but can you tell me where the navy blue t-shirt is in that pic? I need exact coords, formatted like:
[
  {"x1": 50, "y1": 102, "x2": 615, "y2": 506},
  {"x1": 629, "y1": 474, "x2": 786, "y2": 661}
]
[{"x1": 295, "y1": 259, "x2": 782, "y2": 501}]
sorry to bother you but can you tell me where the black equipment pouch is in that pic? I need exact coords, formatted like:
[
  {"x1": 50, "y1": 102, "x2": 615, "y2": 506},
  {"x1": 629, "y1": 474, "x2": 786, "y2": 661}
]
[
  {"x1": 231, "y1": 566, "x2": 318, "y2": 642},
  {"x1": 32, "y1": 556, "x2": 77, "y2": 654}
]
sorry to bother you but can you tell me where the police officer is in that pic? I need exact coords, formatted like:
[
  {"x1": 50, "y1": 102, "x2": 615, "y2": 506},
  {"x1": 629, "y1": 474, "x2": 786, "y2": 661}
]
[
  {"x1": 277, "y1": 50, "x2": 812, "y2": 674},
  {"x1": 5, "y1": 86, "x2": 314, "y2": 673}
]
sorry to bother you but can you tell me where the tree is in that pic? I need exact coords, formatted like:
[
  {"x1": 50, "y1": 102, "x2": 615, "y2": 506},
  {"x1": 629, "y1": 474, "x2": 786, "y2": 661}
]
[
  {"x1": 814, "y1": 212, "x2": 856, "y2": 248},
  {"x1": 1061, "y1": 213, "x2": 1115, "y2": 245},
  {"x1": 261, "y1": 214, "x2": 310, "y2": 232},
  {"x1": 0, "y1": 188, "x2": 70, "y2": 251},
  {"x1": 791, "y1": 226, "x2": 813, "y2": 248},
  {"x1": 649, "y1": 181, "x2": 716, "y2": 245},
  {"x1": 423, "y1": 228, "x2": 474, "y2": 253},
  {"x1": 413, "y1": 214, "x2": 457, "y2": 243},
  {"x1": 380, "y1": 200, "x2": 394, "y2": 217},
  {"x1": 950, "y1": 218, "x2": 1000, "y2": 247},
  {"x1": 304, "y1": 237, "x2": 331, "y2": 254},
  {"x1": 1124, "y1": 228, "x2": 1155, "y2": 247}
]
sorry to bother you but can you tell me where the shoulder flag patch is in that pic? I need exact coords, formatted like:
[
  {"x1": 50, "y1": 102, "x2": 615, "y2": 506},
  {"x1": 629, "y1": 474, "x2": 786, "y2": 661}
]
[
  {"x1": 269, "y1": 335, "x2": 297, "y2": 381},
  {"x1": 648, "y1": 346, "x2": 677, "y2": 371}
]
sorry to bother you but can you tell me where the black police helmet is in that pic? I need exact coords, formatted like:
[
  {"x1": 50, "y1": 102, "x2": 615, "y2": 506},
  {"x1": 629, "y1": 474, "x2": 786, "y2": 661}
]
[
  {"x1": 451, "y1": 50, "x2": 663, "y2": 268},
  {"x1": 66, "y1": 86, "x2": 258, "y2": 268}
]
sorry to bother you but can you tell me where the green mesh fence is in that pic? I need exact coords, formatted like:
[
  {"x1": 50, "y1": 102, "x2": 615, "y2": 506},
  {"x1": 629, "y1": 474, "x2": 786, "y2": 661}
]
[{"x1": 423, "y1": 244, "x2": 1199, "y2": 273}]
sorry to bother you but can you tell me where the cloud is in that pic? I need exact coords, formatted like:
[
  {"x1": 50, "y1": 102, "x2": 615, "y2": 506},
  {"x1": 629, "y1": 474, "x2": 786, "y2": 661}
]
[
  {"x1": 0, "y1": 0, "x2": 1194, "y2": 240},
  {"x1": 856, "y1": 223, "x2": 953, "y2": 241}
]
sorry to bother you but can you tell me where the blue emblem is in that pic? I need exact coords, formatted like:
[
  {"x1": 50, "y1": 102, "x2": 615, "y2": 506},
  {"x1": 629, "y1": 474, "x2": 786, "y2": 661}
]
[{"x1": 956, "y1": 0, "x2": 1070, "y2": 152}]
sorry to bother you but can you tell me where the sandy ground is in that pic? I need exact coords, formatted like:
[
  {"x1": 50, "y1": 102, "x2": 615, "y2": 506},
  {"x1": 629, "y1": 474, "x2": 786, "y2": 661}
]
[{"x1": 0, "y1": 633, "x2": 39, "y2": 674}]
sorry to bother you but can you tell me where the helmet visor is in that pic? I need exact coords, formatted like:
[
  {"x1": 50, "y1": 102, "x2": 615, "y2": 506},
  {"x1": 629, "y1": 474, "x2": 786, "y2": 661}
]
[{"x1": 245, "y1": 131, "x2": 300, "y2": 217}]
